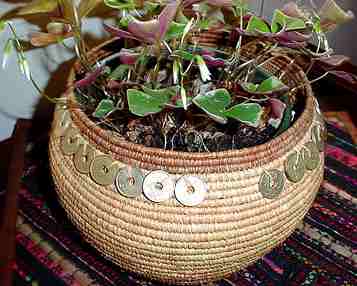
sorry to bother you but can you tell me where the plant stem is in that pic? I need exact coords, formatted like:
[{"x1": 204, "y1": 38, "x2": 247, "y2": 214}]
[
  {"x1": 71, "y1": 0, "x2": 91, "y2": 72},
  {"x1": 7, "y1": 22, "x2": 57, "y2": 104},
  {"x1": 291, "y1": 71, "x2": 329, "y2": 92}
]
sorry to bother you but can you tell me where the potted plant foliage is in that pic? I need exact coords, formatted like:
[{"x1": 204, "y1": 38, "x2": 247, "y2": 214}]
[{"x1": 1, "y1": 0, "x2": 354, "y2": 284}]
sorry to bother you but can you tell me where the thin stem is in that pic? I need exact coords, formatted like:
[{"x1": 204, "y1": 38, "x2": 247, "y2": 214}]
[
  {"x1": 7, "y1": 22, "x2": 58, "y2": 103},
  {"x1": 316, "y1": 33, "x2": 321, "y2": 54},
  {"x1": 71, "y1": 0, "x2": 91, "y2": 72},
  {"x1": 30, "y1": 75, "x2": 58, "y2": 104},
  {"x1": 291, "y1": 72, "x2": 329, "y2": 92},
  {"x1": 7, "y1": 22, "x2": 25, "y2": 60}
]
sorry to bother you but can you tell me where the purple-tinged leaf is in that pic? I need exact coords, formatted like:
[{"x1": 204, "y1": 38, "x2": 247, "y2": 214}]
[
  {"x1": 158, "y1": 1, "x2": 180, "y2": 40},
  {"x1": 237, "y1": 26, "x2": 310, "y2": 48},
  {"x1": 128, "y1": 19, "x2": 158, "y2": 43},
  {"x1": 202, "y1": 55, "x2": 226, "y2": 67},
  {"x1": 282, "y1": 2, "x2": 305, "y2": 18},
  {"x1": 276, "y1": 30, "x2": 311, "y2": 42},
  {"x1": 269, "y1": 98, "x2": 287, "y2": 128},
  {"x1": 328, "y1": 70, "x2": 357, "y2": 84},
  {"x1": 316, "y1": 55, "x2": 351, "y2": 67},
  {"x1": 277, "y1": 40, "x2": 307, "y2": 48},
  {"x1": 111, "y1": 2, "x2": 179, "y2": 44},
  {"x1": 184, "y1": 0, "x2": 233, "y2": 8},
  {"x1": 107, "y1": 80, "x2": 121, "y2": 89},
  {"x1": 318, "y1": 0, "x2": 355, "y2": 32},
  {"x1": 118, "y1": 49, "x2": 139, "y2": 65},
  {"x1": 74, "y1": 66, "x2": 104, "y2": 88},
  {"x1": 206, "y1": 0, "x2": 233, "y2": 8},
  {"x1": 103, "y1": 23, "x2": 140, "y2": 41},
  {"x1": 235, "y1": 27, "x2": 256, "y2": 37},
  {"x1": 270, "y1": 98, "x2": 286, "y2": 119}
]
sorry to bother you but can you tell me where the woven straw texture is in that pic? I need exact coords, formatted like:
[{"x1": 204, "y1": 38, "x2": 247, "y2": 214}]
[{"x1": 48, "y1": 41, "x2": 324, "y2": 285}]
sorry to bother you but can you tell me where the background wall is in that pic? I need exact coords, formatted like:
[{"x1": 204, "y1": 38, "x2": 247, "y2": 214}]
[{"x1": 0, "y1": 0, "x2": 356, "y2": 140}]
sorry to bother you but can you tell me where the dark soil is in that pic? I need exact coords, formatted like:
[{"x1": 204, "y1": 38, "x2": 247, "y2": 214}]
[
  {"x1": 114, "y1": 111, "x2": 277, "y2": 152},
  {"x1": 73, "y1": 41, "x2": 305, "y2": 153},
  {"x1": 75, "y1": 89, "x2": 304, "y2": 152}
]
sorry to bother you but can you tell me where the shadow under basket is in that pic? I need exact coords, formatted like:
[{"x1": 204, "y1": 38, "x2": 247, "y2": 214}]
[{"x1": 49, "y1": 40, "x2": 325, "y2": 285}]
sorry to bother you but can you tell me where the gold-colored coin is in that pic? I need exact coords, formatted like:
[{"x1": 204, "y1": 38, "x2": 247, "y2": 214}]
[
  {"x1": 90, "y1": 155, "x2": 119, "y2": 186},
  {"x1": 60, "y1": 126, "x2": 80, "y2": 156},
  {"x1": 259, "y1": 169, "x2": 285, "y2": 199},
  {"x1": 311, "y1": 125, "x2": 324, "y2": 152},
  {"x1": 285, "y1": 151, "x2": 305, "y2": 183},
  {"x1": 74, "y1": 143, "x2": 95, "y2": 174},
  {"x1": 115, "y1": 167, "x2": 144, "y2": 198},
  {"x1": 302, "y1": 141, "x2": 320, "y2": 171},
  {"x1": 54, "y1": 108, "x2": 71, "y2": 137}
]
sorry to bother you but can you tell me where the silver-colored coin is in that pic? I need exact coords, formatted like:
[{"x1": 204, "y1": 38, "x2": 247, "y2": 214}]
[
  {"x1": 115, "y1": 167, "x2": 144, "y2": 198},
  {"x1": 143, "y1": 170, "x2": 175, "y2": 203},
  {"x1": 175, "y1": 176, "x2": 208, "y2": 207}
]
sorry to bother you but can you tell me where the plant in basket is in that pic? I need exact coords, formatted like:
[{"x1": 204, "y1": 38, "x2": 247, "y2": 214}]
[{"x1": 1, "y1": 0, "x2": 354, "y2": 284}]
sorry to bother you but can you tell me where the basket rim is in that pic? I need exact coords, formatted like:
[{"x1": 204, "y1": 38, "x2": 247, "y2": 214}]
[{"x1": 61, "y1": 39, "x2": 316, "y2": 171}]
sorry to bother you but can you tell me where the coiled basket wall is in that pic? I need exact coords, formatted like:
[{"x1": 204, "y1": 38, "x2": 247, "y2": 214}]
[{"x1": 49, "y1": 40, "x2": 325, "y2": 285}]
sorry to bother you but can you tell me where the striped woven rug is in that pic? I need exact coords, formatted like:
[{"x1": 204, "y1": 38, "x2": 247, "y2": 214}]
[{"x1": 14, "y1": 119, "x2": 357, "y2": 286}]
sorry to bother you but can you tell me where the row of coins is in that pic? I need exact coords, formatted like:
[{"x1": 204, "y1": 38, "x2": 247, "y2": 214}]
[
  {"x1": 55, "y1": 107, "x2": 208, "y2": 207},
  {"x1": 259, "y1": 124, "x2": 324, "y2": 199}
]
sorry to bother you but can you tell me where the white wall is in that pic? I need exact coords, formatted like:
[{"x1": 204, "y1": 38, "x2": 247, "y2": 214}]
[
  {"x1": 0, "y1": 1, "x2": 108, "y2": 140},
  {"x1": 0, "y1": 0, "x2": 356, "y2": 140}
]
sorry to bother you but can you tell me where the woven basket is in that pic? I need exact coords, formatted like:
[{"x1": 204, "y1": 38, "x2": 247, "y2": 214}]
[{"x1": 49, "y1": 40, "x2": 325, "y2": 285}]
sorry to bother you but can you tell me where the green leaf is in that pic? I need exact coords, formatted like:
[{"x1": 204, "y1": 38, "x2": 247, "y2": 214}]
[
  {"x1": 276, "y1": 104, "x2": 293, "y2": 136},
  {"x1": 165, "y1": 22, "x2": 186, "y2": 41},
  {"x1": 93, "y1": 99, "x2": 115, "y2": 118},
  {"x1": 118, "y1": 15, "x2": 131, "y2": 29},
  {"x1": 271, "y1": 9, "x2": 306, "y2": 33},
  {"x1": 176, "y1": 9, "x2": 189, "y2": 24},
  {"x1": 144, "y1": 2, "x2": 160, "y2": 14},
  {"x1": 312, "y1": 15, "x2": 322, "y2": 33},
  {"x1": 103, "y1": 0, "x2": 135, "y2": 10},
  {"x1": 142, "y1": 86, "x2": 179, "y2": 99},
  {"x1": 175, "y1": 96, "x2": 193, "y2": 108},
  {"x1": 127, "y1": 89, "x2": 171, "y2": 117},
  {"x1": 224, "y1": 103, "x2": 263, "y2": 127},
  {"x1": 233, "y1": 0, "x2": 249, "y2": 9},
  {"x1": 174, "y1": 50, "x2": 194, "y2": 61},
  {"x1": 257, "y1": 76, "x2": 285, "y2": 93},
  {"x1": 193, "y1": 89, "x2": 231, "y2": 124},
  {"x1": 108, "y1": 64, "x2": 130, "y2": 80},
  {"x1": 0, "y1": 20, "x2": 6, "y2": 33},
  {"x1": 246, "y1": 16, "x2": 270, "y2": 33},
  {"x1": 180, "y1": 18, "x2": 194, "y2": 45},
  {"x1": 17, "y1": 0, "x2": 58, "y2": 15},
  {"x1": 241, "y1": 82, "x2": 258, "y2": 93}
]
